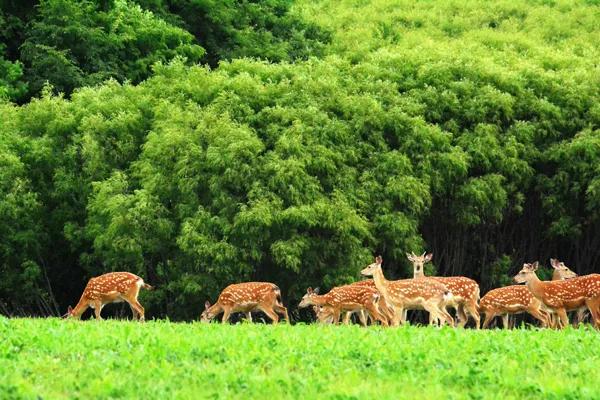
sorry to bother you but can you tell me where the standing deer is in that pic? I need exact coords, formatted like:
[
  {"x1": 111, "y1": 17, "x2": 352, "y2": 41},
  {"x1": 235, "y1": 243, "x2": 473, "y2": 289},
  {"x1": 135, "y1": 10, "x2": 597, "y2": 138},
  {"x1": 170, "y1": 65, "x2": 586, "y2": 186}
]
[
  {"x1": 479, "y1": 286, "x2": 550, "y2": 329},
  {"x1": 346, "y1": 280, "x2": 395, "y2": 325},
  {"x1": 479, "y1": 260, "x2": 578, "y2": 329},
  {"x1": 299, "y1": 285, "x2": 388, "y2": 327},
  {"x1": 513, "y1": 262, "x2": 600, "y2": 329},
  {"x1": 65, "y1": 272, "x2": 153, "y2": 321},
  {"x1": 550, "y1": 258, "x2": 587, "y2": 326},
  {"x1": 407, "y1": 252, "x2": 480, "y2": 329},
  {"x1": 360, "y1": 256, "x2": 454, "y2": 327},
  {"x1": 201, "y1": 282, "x2": 288, "y2": 323}
]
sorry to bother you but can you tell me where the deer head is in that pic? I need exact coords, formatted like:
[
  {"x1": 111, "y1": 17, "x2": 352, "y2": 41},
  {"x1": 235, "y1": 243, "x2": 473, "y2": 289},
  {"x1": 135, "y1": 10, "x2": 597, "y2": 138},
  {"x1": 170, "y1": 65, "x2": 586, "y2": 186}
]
[
  {"x1": 298, "y1": 287, "x2": 320, "y2": 308},
  {"x1": 200, "y1": 301, "x2": 215, "y2": 322},
  {"x1": 550, "y1": 258, "x2": 577, "y2": 280},
  {"x1": 360, "y1": 256, "x2": 383, "y2": 277},
  {"x1": 513, "y1": 262, "x2": 539, "y2": 284},
  {"x1": 62, "y1": 305, "x2": 74, "y2": 319},
  {"x1": 406, "y1": 252, "x2": 433, "y2": 276}
]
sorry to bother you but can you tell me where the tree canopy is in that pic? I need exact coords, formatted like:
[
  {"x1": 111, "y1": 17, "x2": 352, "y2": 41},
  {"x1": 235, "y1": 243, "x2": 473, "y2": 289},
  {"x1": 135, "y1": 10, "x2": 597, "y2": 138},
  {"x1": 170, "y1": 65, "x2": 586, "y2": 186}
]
[{"x1": 0, "y1": 0, "x2": 599, "y2": 319}]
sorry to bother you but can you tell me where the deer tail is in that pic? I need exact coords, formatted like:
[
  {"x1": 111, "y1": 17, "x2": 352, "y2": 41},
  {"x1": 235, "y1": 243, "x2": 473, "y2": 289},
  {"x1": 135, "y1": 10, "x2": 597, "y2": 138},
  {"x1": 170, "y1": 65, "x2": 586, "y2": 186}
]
[
  {"x1": 143, "y1": 283, "x2": 154, "y2": 290},
  {"x1": 273, "y1": 285, "x2": 283, "y2": 305}
]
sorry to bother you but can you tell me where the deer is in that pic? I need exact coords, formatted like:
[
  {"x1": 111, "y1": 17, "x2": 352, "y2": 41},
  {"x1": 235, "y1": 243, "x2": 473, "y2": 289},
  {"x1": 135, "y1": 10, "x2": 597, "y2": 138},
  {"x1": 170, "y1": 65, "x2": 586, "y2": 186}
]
[
  {"x1": 481, "y1": 260, "x2": 580, "y2": 329},
  {"x1": 360, "y1": 256, "x2": 454, "y2": 327},
  {"x1": 407, "y1": 252, "x2": 480, "y2": 329},
  {"x1": 345, "y1": 280, "x2": 395, "y2": 325},
  {"x1": 298, "y1": 285, "x2": 388, "y2": 327},
  {"x1": 550, "y1": 258, "x2": 587, "y2": 326},
  {"x1": 65, "y1": 272, "x2": 153, "y2": 321},
  {"x1": 513, "y1": 262, "x2": 600, "y2": 329},
  {"x1": 479, "y1": 285, "x2": 550, "y2": 329},
  {"x1": 201, "y1": 282, "x2": 288, "y2": 323}
]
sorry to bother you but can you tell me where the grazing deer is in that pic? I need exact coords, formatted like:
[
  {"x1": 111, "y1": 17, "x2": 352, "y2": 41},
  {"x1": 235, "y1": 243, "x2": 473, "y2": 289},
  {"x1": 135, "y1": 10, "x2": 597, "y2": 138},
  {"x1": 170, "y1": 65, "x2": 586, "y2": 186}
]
[
  {"x1": 479, "y1": 261, "x2": 578, "y2": 330},
  {"x1": 201, "y1": 282, "x2": 288, "y2": 323},
  {"x1": 407, "y1": 252, "x2": 480, "y2": 329},
  {"x1": 65, "y1": 272, "x2": 153, "y2": 321},
  {"x1": 360, "y1": 256, "x2": 454, "y2": 326},
  {"x1": 513, "y1": 262, "x2": 600, "y2": 329},
  {"x1": 299, "y1": 285, "x2": 388, "y2": 327}
]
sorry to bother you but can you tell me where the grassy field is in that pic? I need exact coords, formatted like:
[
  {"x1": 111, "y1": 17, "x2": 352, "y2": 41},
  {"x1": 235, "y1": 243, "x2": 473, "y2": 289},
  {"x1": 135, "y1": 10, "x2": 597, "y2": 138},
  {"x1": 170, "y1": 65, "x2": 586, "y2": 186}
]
[{"x1": 1, "y1": 318, "x2": 599, "y2": 399}]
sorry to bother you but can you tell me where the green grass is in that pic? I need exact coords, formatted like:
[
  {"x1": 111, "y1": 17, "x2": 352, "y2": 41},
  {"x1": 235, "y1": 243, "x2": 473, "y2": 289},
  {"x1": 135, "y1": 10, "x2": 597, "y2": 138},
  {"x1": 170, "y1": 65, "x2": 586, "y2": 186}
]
[{"x1": 1, "y1": 318, "x2": 599, "y2": 399}]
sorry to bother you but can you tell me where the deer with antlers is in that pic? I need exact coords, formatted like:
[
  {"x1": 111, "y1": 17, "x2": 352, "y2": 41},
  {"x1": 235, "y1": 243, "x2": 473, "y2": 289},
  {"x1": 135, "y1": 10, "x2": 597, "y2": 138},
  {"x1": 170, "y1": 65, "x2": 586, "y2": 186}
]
[
  {"x1": 65, "y1": 272, "x2": 153, "y2": 321},
  {"x1": 201, "y1": 282, "x2": 288, "y2": 323},
  {"x1": 407, "y1": 252, "x2": 480, "y2": 329},
  {"x1": 513, "y1": 261, "x2": 600, "y2": 329},
  {"x1": 360, "y1": 256, "x2": 454, "y2": 326},
  {"x1": 479, "y1": 261, "x2": 578, "y2": 329},
  {"x1": 299, "y1": 285, "x2": 388, "y2": 327}
]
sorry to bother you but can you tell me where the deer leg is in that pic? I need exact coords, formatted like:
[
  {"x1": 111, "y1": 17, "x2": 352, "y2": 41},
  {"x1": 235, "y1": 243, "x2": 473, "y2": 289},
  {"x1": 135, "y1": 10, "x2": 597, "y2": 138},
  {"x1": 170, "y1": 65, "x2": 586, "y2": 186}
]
[
  {"x1": 273, "y1": 303, "x2": 289, "y2": 323},
  {"x1": 465, "y1": 301, "x2": 480, "y2": 330},
  {"x1": 128, "y1": 300, "x2": 145, "y2": 322},
  {"x1": 129, "y1": 304, "x2": 139, "y2": 321},
  {"x1": 455, "y1": 304, "x2": 468, "y2": 328},
  {"x1": 357, "y1": 310, "x2": 368, "y2": 327},
  {"x1": 342, "y1": 311, "x2": 352, "y2": 325},
  {"x1": 528, "y1": 307, "x2": 549, "y2": 328},
  {"x1": 245, "y1": 312, "x2": 253, "y2": 322},
  {"x1": 584, "y1": 298, "x2": 600, "y2": 329},
  {"x1": 481, "y1": 311, "x2": 495, "y2": 329},
  {"x1": 391, "y1": 307, "x2": 403, "y2": 327},
  {"x1": 93, "y1": 301, "x2": 103, "y2": 320},
  {"x1": 365, "y1": 303, "x2": 387, "y2": 327},
  {"x1": 221, "y1": 306, "x2": 232, "y2": 323},
  {"x1": 501, "y1": 314, "x2": 509, "y2": 329},
  {"x1": 555, "y1": 308, "x2": 568, "y2": 329},
  {"x1": 575, "y1": 307, "x2": 587, "y2": 326},
  {"x1": 258, "y1": 305, "x2": 280, "y2": 324}
]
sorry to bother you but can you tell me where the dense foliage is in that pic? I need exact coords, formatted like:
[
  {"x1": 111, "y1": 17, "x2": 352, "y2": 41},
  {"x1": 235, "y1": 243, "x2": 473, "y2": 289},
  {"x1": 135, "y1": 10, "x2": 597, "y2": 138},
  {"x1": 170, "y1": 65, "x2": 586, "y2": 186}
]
[
  {"x1": 0, "y1": 0, "x2": 329, "y2": 101},
  {"x1": 2, "y1": 318, "x2": 600, "y2": 398},
  {"x1": 0, "y1": 0, "x2": 599, "y2": 318}
]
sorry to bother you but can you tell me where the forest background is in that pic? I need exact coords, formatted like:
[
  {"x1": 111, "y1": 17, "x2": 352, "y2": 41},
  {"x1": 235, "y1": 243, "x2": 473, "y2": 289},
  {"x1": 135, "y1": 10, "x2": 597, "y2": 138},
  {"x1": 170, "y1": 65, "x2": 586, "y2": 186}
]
[{"x1": 1, "y1": 0, "x2": 599, "y2": 320}]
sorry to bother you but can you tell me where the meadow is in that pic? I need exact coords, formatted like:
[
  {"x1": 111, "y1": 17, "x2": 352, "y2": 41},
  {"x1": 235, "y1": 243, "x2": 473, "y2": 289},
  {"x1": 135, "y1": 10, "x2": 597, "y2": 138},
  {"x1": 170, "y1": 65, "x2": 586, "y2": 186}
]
[{"x1": 1, "y1": 317, "x2": 599, "y2": 399}]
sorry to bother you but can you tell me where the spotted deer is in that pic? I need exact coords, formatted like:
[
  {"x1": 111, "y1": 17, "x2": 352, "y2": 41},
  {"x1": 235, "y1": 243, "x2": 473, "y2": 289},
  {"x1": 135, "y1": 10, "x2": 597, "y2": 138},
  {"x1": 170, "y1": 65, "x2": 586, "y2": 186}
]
[
  {"x1": 65, "y1": 272, "x2": 153, "y2": 321},
  {"x1": 550, "y1": 258, "x2": 587, "y2": 326},
  {"x1": 513, "y1": 262, "x2": 600, "y2": 329},
  {"x1": 479, "y1": 285, "x2": 550, "y2": 329},
  {"x1": 481, "y1": 259, "x2": 579, "y2": 329},
  {"x1": 347, "y1": 280, "x2": 395, "y2": 325},
  {"x1": 408, "y1": 252, "x2": 480, "y2": 329},
  {"x1": 201, "y1": 282, "x2": 289, "y2": 323},
  {"x1": 360, "y1": 256, "x2": 454, "y2": 326},
  {"x1": 298, "y1": 285, "x2": 388, "y2": 327}
]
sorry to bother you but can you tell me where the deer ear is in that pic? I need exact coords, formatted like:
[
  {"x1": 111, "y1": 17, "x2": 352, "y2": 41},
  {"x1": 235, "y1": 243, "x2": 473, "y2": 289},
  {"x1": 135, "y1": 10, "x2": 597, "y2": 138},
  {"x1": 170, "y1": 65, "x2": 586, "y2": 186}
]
[
  {"x1": 424, "y1": 253, "x2": 433, "y2": 262},
  {"x1": 532, "y1": 261, "x2": 539, "y2": 271},
  {"x1": 406, "y1": 253, "x2": 414, "y2": 261},
  {"x1": 307, "y1": 287, "x2": 313, "y2": 294},
  {"x1": 376, "y1": 255, "x2": 382, "y2": 264},
  {"x1": 204, "y1": 301, "x2": 211, "y2": 310},
  {"x1": 550, "y1": 258, "x2": 558, "y2": 268},
  {"x1": 314, "y1": 287, "x2": 320, "y2": 294}
]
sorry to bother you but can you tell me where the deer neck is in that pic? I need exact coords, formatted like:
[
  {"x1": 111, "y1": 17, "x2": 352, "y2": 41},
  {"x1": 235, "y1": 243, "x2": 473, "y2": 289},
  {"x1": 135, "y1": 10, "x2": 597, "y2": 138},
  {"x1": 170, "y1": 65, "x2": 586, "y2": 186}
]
[
  {"x1": 310, "y1": 295, "x2": 329, "y2": 306},
  {"x1": 71, "y1": 297, "x2": 89, "y2": 319},
  {"x1": 524, "y1": 273, "x2": 547, "y2": 300},
  {"x1": 551, "y1": 269, "x2": 562, "y2": 281},
  {"x1": 371, "y1": 266, "x2": 390, "y2": 298},
  {"x1": 413, "y1": 266, "x2": 425, "y2": 279}
]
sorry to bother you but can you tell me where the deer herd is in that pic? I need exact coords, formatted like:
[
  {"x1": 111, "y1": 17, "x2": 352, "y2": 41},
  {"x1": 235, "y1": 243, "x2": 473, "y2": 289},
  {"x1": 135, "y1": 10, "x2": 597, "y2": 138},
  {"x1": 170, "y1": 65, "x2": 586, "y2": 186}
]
[{"x1": 64, "y1": 254, "x2": 600, "y2": 330}]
